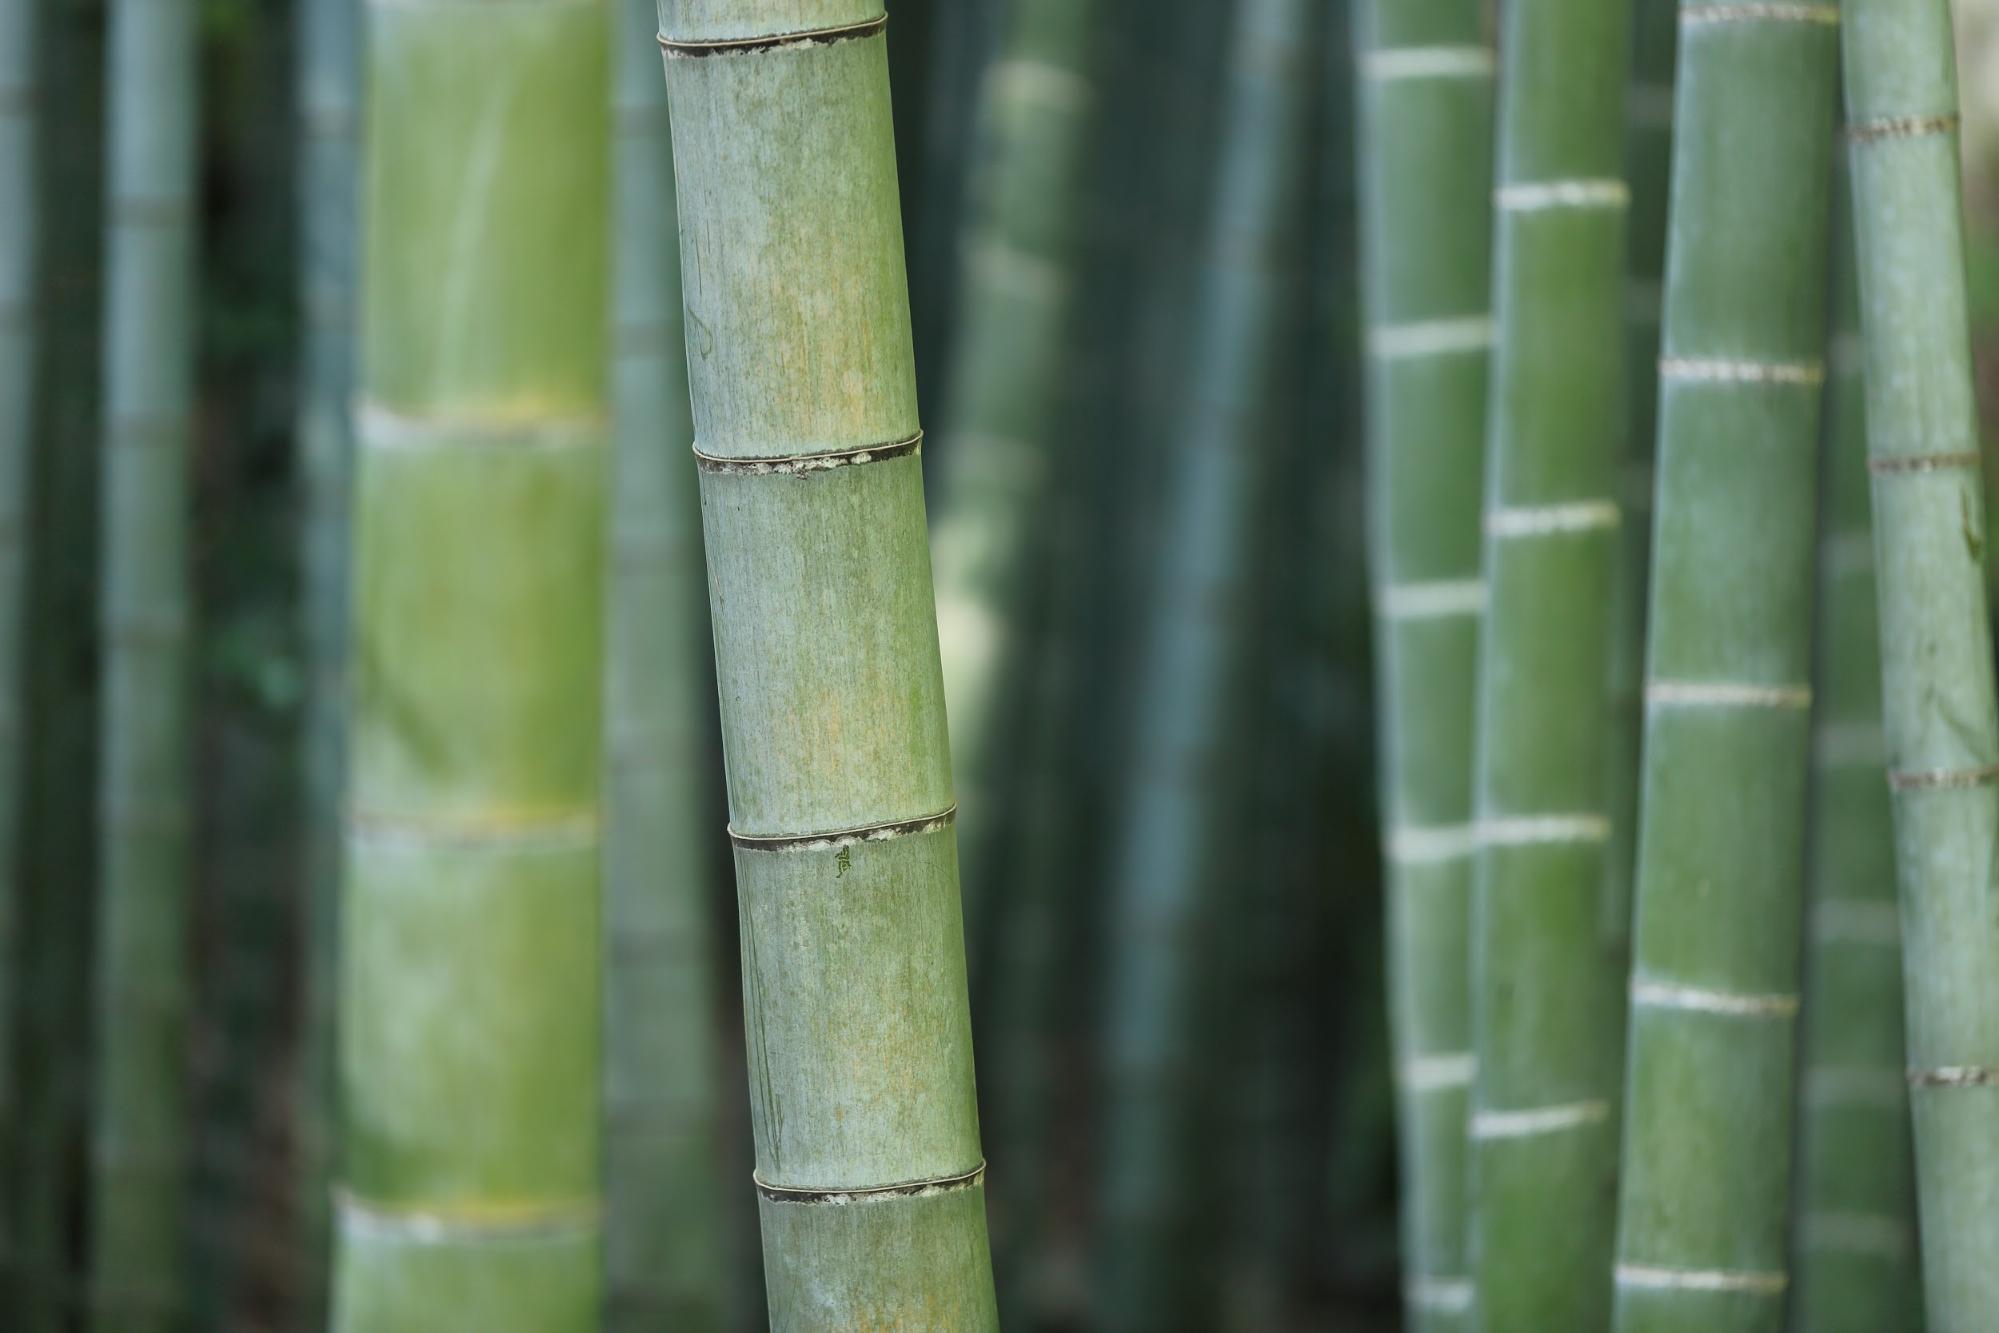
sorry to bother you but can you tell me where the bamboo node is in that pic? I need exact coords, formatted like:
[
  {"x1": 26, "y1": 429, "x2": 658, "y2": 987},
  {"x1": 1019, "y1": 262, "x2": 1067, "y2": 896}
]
[
  {"x1": 1470, "y1": 1100, "x2": 1610, "y2": 1140},
  {"x1": 754, "y1": 1159, "x2": 985, "y2": 1205},
  {"x1": 1377, "y1": 579, "x2": 1486, "y2": 621},
  {"x1": 1494, "y1": 179, "x2": 1629, "y2": 212},
  {"x1": 1367, "y1": 315, "x2": 1494, "y2": 360},
  {"x1": 335, "y1": 1191, "x2": 601, "y2": 1245},
  {"x1": 658, "y1": 14, "x2": 887, "y2": 58},
  {"x1": 1680, "y1": 3, "x2": 1839, "y2": 26},
  {"x1": 1386, "y1": 822, "x2": 1481, "y2": 864},
  {"x1": 1866, "y1": 450, "x2": 1982, "y2": 477},
  {"x1": 1397, "y1": 1052, "x2": 1475, "y2": 1092},
  {"x1": 1404, "y1": 1278, "x2": 1474, "y2": 1312},
  {"x1": 728, "y1": 804, "x2": 956, "y2": 852},
  {"x1": 1645, "y1": 680, "x2": 1812, "y2": 710},
  {"x1": 1477, "y1": 814, "x2": 1612, "y2": 847},
  {"x1": 1886, "y1": 762, "x2": 1999, "y2": 791},
  {"x1": 1486, "y1": 500, "x2": 1620, "y2": 538},
  {"x1": 1659, "y1": 356, "x2": 1825, "y2": 387},
  {"x1": 1361, "y1": 47, "x2": 1494, "y2": 82},
  {"x1": 1614, "y1": 1264, "x2": 1789, "y2": 1296},
  {"x1": 1907, "y1": 1065, "x2": 1999, "y2": 1088},
  {"x1": 1847, "y1": 114, "x2": 1960, "y2": 144},
  {"x1": 693, "y1": 431, "x2": 922, "y2": 477},
  {"x1": 1630, "y1": 978, "x2": 1801, "y2": 1018}
]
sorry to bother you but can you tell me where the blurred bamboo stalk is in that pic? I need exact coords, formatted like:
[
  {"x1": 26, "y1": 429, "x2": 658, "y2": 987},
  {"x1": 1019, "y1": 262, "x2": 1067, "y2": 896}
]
[
  {"x1": 1095, "y1": 0, "x2": 1315, "y2": 1323},
  {"x1": 1790, "y1": 169, "x2": 1921, "y2": 1333},
  {"x1": 659, "y1": 4, "x2": 998, "y2": 1323},
  {"x1": 293, "y1": 0, "x2": 358, "y2": 1314},
  {"x1": 1842, "y1": 2, "x2": 1999, "y2": 1326},
  {"x1": 601, "y1": 0, "x2": 723, "y2": 1324},
  {"x1": 1470, "y1": 0, "x2": 1633, "y2": 1325},
  {"x1": 1612, "y1": 7, "x2": 1839, "y2": 1329},
  {"x1": 1352, "y1": 1, "x2": 1494, "y2": 1328},
  {"x1": 89, "y1": 0, "x2": 198, "y2": 1321},
  {"x1": 334, "y1": 0, "x2": 611, "y2": 1324}
]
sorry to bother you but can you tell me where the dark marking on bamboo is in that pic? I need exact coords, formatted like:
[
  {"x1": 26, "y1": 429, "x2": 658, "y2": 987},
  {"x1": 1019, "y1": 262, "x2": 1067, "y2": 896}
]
[
  {"x1": 1867, "y1": 451, "x2": 1982, "y2": 476},
  {"x1": 1907, "y1": 1066, "x2": 1999, "y2": 1088},
  {"x1": 1887, "y1": 763, "x2": 1999, "y2": 792},
  {"x1": 728, "y1": 803, "x2": 956, "y2": 852},
  {"x1": 659, "y1": 14, "x2": 887, "y2": 58},
  {"x1": 1848, "y1": 113, "x2": 1960, "y2": 144},
  {"x1": 693, "y1": 431, "x2": 922, "y2": 476},
  {"x1": 754, "y1": 1159, "x2": 985, "y2": 1205}
]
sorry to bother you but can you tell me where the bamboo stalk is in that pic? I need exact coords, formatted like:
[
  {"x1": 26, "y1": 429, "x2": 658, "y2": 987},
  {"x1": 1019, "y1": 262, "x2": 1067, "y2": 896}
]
[
  {"x1": 658, "y1": 5, "x2": 998, "y2": 1324},
  {"x1": 1470, "y1": 0, "x2": 1635, "y2": 1325},
  {"x1": 929, "y1": 0, "x2": 1104, "y2": 975},
  {"x1": 1842, "y1": 3, "x2": 1999, "y2": 1326},
  {"x1": 1789, "y1": 167, "x2": 1920, "y2": 1333},
  {"x1": 1094, "y1": 0, "x2": 1315, "y2": 1324},
  {"x1": 333, "y1": 1, "x2": 611, "y2": 1326},
  {"x1": 1353, "y1": 2, "x2": 1494, "y2": 1328},
  {"x1": 88, "y1": 0, "x2": 198, "y2": 1321},
  {"x1": 294, "y1": 0, "x2": 359, "y2": 1313},
  {"x1": 1611, "y1": 6, "x2": 1840, "y2": 1329},
  {"x1": 602, "y1": 0, "x2": 723, "y2": 1324}
]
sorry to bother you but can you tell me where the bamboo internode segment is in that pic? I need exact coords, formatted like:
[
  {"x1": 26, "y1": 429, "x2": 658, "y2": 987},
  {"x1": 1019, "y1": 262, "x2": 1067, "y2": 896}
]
[{"x1": 661, "y1": 3, "x2": 997, "y2": 1323}]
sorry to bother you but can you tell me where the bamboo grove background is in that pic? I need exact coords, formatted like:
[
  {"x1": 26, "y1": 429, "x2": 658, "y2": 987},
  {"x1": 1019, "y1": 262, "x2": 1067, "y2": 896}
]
[{"x1": 2, "y1": 0, "x2": 1999, "y2": 1329}]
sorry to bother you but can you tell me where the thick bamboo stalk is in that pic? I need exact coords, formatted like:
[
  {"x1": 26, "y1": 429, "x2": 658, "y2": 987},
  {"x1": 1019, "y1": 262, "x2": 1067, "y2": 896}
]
[
  {"x1": 1789, "y1": 171, "x2": 1920, "y2": 1333},
  {"x1": 1353, "y1": 2, "x2": 1494, "y2": 1328},
  {"x1": 1612, "y1": 7, "x2": 1839, "y2": 1330},
  {"x1": 1470, "y1": 0, "x2": 1634, "y2": 1325},
  {"x1": 332, "y1": 2, "x2": 611, "y2": 1326},
  {"x1": 0, "y1": 0, "x2": 40, "y2": 1235},
  {"x1": 602, "y1": 0, "x2": 723, "y2": 1324},
  {"x1": 930, "y1": 0, "x2": 1104, "y2": 968},
  {"x1": 294, "y1": 0, "x2": 359, "y2": 1312},
  {"x1": 1094, "y1": 0, "x2": 1314, "y2": 1324},
  {"x1": 657, "y1": 5, "x2": 997, "y2": 1324},
  {"x1": 1841, "y1": 3, "x2": 1999, "y2": 1326},
  {"x1": 88, "y1": 0, "x2": 198, "y2": 1322}
]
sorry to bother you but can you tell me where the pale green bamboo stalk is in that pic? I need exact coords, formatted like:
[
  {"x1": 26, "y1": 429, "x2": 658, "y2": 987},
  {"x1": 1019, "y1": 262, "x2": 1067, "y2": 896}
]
[
  {"x1": 1611, "y1": 8, "x2": 1839, "y2": 1330},
  {"x1": 1470, "y1": 0, "x2": 1634, "y2": 1326},
  {"x1": 1353, "y1": 2, "x2": 1494, "y2": 1329},
  {"x1": 657, "y1": 5, "x2": 997, "y2": 1324},
  {"x1": 929, "y1": 0, "x2": 1104, "y2": 961},
  {"x1": 0, "y1": 0, "x2": 40, "y2": 1249},
  {"x1": 294, "y1": 0, "x2": 359, "y2": 1313},
  {"x1": 602, "y1": 0, "x2": 723, "y2": 1324},
  {"x1": 1789, "y1": 169, "x2": 1920, "y2": 1333},
  {"x1": 1095, "y1": 0, "x2": 1314, "y2": 1324},
  {"x1": 88, "y1": 0, "x2": 198, "y2": 1321},
  {"x1": 1841, "y1": 4, "x2": 1999, "y2": 1327},
  {"x1": 332, "y1": 1, "x2": 611, "y2": 1326}
]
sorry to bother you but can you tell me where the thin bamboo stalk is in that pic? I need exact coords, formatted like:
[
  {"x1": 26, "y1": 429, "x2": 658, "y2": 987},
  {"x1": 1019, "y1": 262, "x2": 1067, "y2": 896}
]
[
  {"x1": 1094, "y1": 0, "x2": 1314, "y2": 1324},
  {"x1": 1470, "y1": 0, "x2": 1635, "y2": 1325},
  {"x1": 658, "y1": 4, "x2": 998, "y2": 1324},
  {"x1": 1842, "y1": 3, "x2": 1999, "y2": 1326},
  {"x1": 0, "y1": 0, "x2": 41, "y2": 1246},
  {"x1": 293, "y1": 0, "x2": 359, "y2": 1313},
  {"x1": 88, "y1": 0, "x2": 198, "y2": 1321},
  {"x1": 332, "y1": 0, "x2": 611, "y2": 1325},
  {"x1": 1354, "y1": 2, "x2": 1494, "y2": 1328},
  {"x1": 1789, "y1": 169, "x2": 1920, "y2": 1333},
  {"x1": 1612, "y1": 6, "x2": 1840, "y2": 1329},
  {"x1": 929, "y1": 0, "x2": 1104, "y2": 972},
  {"x1": 602, "y1": 0, "x2": 723, "y2": 1324}
]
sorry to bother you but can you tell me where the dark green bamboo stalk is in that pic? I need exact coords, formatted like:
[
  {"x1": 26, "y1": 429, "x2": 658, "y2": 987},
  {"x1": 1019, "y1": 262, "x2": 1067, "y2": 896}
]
[
  {"x1": 658, "y1": 5, "x2": 997, "y2": 1324},
  {"x1": 1842, "y1": 3, "x2": 1999, "y2": 1326},
  {"x1": 294, "y1": 0, "x2": 359, "y2": 1312},
  {"x1": 1790, "y1": 170, "x2": 1920, "y2": 1333},
  {"x1": 929, "y1": 0, "x2": 1104, "y2": 964},
  {"x1": 1095, "y1": 0, "x2": 1313, "y2": 1324},
  {"x1": 89, "y1": 0, "x2": 198, "y2": 1321},
  {"x1": 333, "y1": 0, "x2": 610, "y2": 1325},
  {"x1": 1470, "y1": 0, "x2": 1634, "y2": 1326},
  {"x1": 602, "y1": 0, "x2": 722, "y2": 1324},
  {"x1": 1353, "y1": 2, "x2": 1494, "y2": 1327},
  {"x1": 1612, "y1": 7, "x2": 1839, "y2": 1330}
]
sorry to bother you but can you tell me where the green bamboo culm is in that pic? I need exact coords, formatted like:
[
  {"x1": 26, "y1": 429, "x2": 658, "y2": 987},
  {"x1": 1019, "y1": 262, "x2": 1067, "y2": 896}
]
[
  {"x1": 294, "y1": 0, "x2": 360, "y2": 1311},
  {"x1": 332, "y1": 0, "x2": 611, "y2": 1326},
  {"x1": 1842, "y1": 2, "x2": 1999, "y2": 1326},
  {"x1": 0, "y1": 0, "x2": 40, "y2": 1229},
  {"x1": 1789, "y1": 169, "x2": 1921, "y2": 1333},
  {"x1": 1612, "y1": 6, "x2": 1840, "y2": 1330},
  {"x1": 1095, "y1": 0, "x2": 1314, "y2": 1323},
  {"x1": 1352, "y1": 2, "x2": 1494, "y2": 1328},
  {"x1": 657, "y1": 4, "x2": 998, "y2": 1324},
  {"x1": 603, "y1": 0, "x2": 724, "y2": 1323},
  {"x1": 88, "y1": 0, "x2": 198, "y2": 1321},
  {"x1": 1470, "y1": 0, "x2": 1634, "y2": 1326},
  {"x1": 928, "y1": 0, "x2": 1104, "y2": 957}
]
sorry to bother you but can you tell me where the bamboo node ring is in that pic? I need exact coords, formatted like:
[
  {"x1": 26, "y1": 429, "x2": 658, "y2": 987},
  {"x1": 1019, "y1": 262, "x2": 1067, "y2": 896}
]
[
  {"x1": 1886, "y1": 763, "x2": 1999, "y2": 792},
  {"x1": 1848, "y1": 114, "x2": 1960, "y2": 143},
  {"x1": 755, "y1": 1160, "x2": 986, "y2": 1205},
  {"x1": 659, "y1": 14, "x2": 887, "y2": 58},
  {"x1": 693, "y1": 431, "x2": 922, "y2": 476}
]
